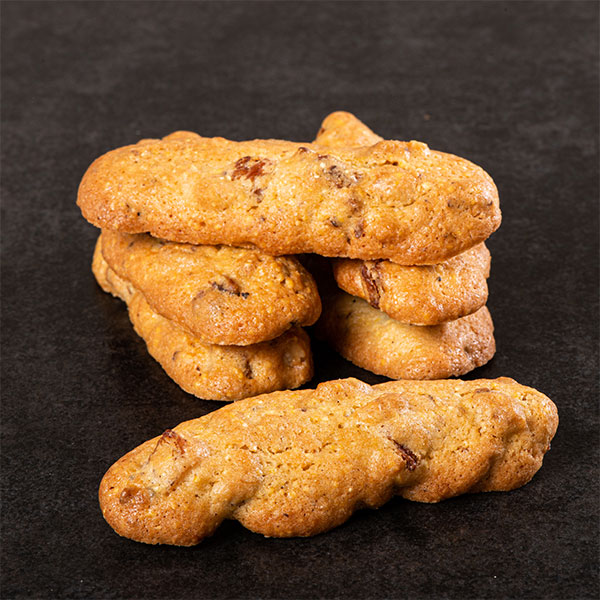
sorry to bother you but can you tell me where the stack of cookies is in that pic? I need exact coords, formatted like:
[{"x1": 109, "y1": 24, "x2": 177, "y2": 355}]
[
  {"x1": 91, "y1": 231, "x2": 320, "y2": 401},
  {"x1": 316, "y1": 245, "x2": 494, "y2": 380},
  {"x1": 311, "y1": 113, "x2": 496, "y2": 380},
  {"x1": 78, "y1": 112, "x2": 501, "y2": 400}
]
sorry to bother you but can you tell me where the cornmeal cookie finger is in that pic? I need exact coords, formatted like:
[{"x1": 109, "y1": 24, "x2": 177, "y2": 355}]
[
  {"x1": 92, "y1": 242, "x2": 313, "y2": 401},
  {"x1": 332, "y1": 244, "x2": 491, "y2": 325},
  {"x1": 99, "y1": 230, "x2": 321, "y2": 346},
  {"x1": 99, "y1": 377, "x2": 557, "y2": 545},
  {"x1": 78, "y1": 126, "x2": 500, "y2": 265},
  {"x1": 317, "y1": 291, "x2": 495, "y2": 379}
]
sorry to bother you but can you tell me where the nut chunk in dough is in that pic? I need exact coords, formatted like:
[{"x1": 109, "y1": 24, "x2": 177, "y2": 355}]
[{"x1": 99, "y1": 377, "x2": 557, "y2": 545}]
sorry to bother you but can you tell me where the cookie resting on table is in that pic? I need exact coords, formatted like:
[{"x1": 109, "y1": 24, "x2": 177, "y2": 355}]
[
  {"x1": 99, "y1": 377, "x2": 557, "y2": 545},
  {"x1": 77, "y1": 123, "x2": 500, "y2": 265},
  {"x1": 92, "y1": 241, "x2": 313, "y2": 401},
  {"x1": 99, "y1": 230, "x2": 321, "y2": 346},
  {"x1": 316, "y1": 291, "x2": 495, "y2": 379}
]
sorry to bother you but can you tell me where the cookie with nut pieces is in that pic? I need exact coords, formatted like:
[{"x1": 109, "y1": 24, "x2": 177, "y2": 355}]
[
  {"x1": 316, "y1": 290, "x2": 495, "y2": 379},
  {"x1": 78, "y1": 121, "x2": 501, "y2": 264},
  {"x1": 99, "y1": 377, "x2": 557, "y2": 545},
  {"x1": 100, "y1": 230, "x2": 320, "y2": 346}
]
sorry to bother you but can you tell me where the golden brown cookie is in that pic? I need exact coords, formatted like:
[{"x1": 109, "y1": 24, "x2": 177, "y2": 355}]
[
  {"x1": 99, "y1": 377, "x2": 557, "y2": 545},
  {"x1": 78, "y1": 124, "x2": 501, "y2": 265},
  {"x1": 317, "y1": 291, "x2": 495, "y2": 379},
  {"x1": 99, "y1": 230, "x2": 321, "y2": 346},
  {"x1": 332, "y1": 244, "x2": 491, "y2": 325},
  {"x1": 92, "y1": 241, "x2": 313, "y2": 401}
]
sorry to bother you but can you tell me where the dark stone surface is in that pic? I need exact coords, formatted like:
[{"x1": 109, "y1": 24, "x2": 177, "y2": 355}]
[{"x1": 1, "y1": 1, "x2": 598, "y2": 598}]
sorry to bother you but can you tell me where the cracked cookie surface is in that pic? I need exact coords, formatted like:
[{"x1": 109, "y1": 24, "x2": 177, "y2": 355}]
[
  {"x1": 78, "y1": 122, "x2": 500, "y2": 265},
  {"x1": 99, "y1": 377, "x2": 557, "y2": 545},
  {"x1": 100, "y1": 230, "x2": 320, "y2": 346},
  {"x1": 92, "y1": 240, "x2": 313, "y2": 401}
]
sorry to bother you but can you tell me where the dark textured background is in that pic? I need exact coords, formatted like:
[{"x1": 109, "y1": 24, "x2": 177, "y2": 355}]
[{"x1": 2, "y1": 2, "x2": 598, "y2": 598}]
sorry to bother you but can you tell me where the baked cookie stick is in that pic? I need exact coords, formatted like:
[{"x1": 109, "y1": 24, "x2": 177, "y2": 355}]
[
  {"x1": 92, "y1": 242, "x2": 313, "y2": 401},
  {"x1": 317, "y1": 292, "x2": 495, "y2": 379},
  {"x1": 78, "y1": 126, "x2": 501, "y2": 265},
  {"x1": 332, "y1": 244, "x2": 491, "y2": 325},
  {"x1": 99, "y1": 377, "x2": 557, "y2": 545},
  {"x1": 100, "y1": 230, "x2": 321, "y2": 346}
]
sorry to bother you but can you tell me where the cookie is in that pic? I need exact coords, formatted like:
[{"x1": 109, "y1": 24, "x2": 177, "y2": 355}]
[
  {"x1": 78, "y1": 125, "x2": 501, "y2": 265},
  {"x1": 317, "y1": 291, "x2": 495, "y2": 379},
  {"x1": 332, "y1": 244, "x2": 491, "y2": 325},
  {"x1": 99, "y1": 376, "x2": 557, "y2": 545},
  {"x1": 99, "y1": 230, "x2": 321, "y2": 346},
  {"x1": 92, "y1": 241, "x2": 313, "y2": 401}
]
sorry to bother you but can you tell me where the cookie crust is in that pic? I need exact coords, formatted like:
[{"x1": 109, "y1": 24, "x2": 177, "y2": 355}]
[
  {"x1": 92, "y1": 241, "x2": 313, "y2": 401},
  {"x1": 317, "y1": 292, "x2": 495, "y2": 379},
  {"x1": 99, "y1": 230, "x2": 320, "y2": 346},
  {"x1": 99, "y1": 377, "x2": 557, "y2": 545},
  {"x1": 78, "y1": 127, "x2": 500, "y2": 265}
]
